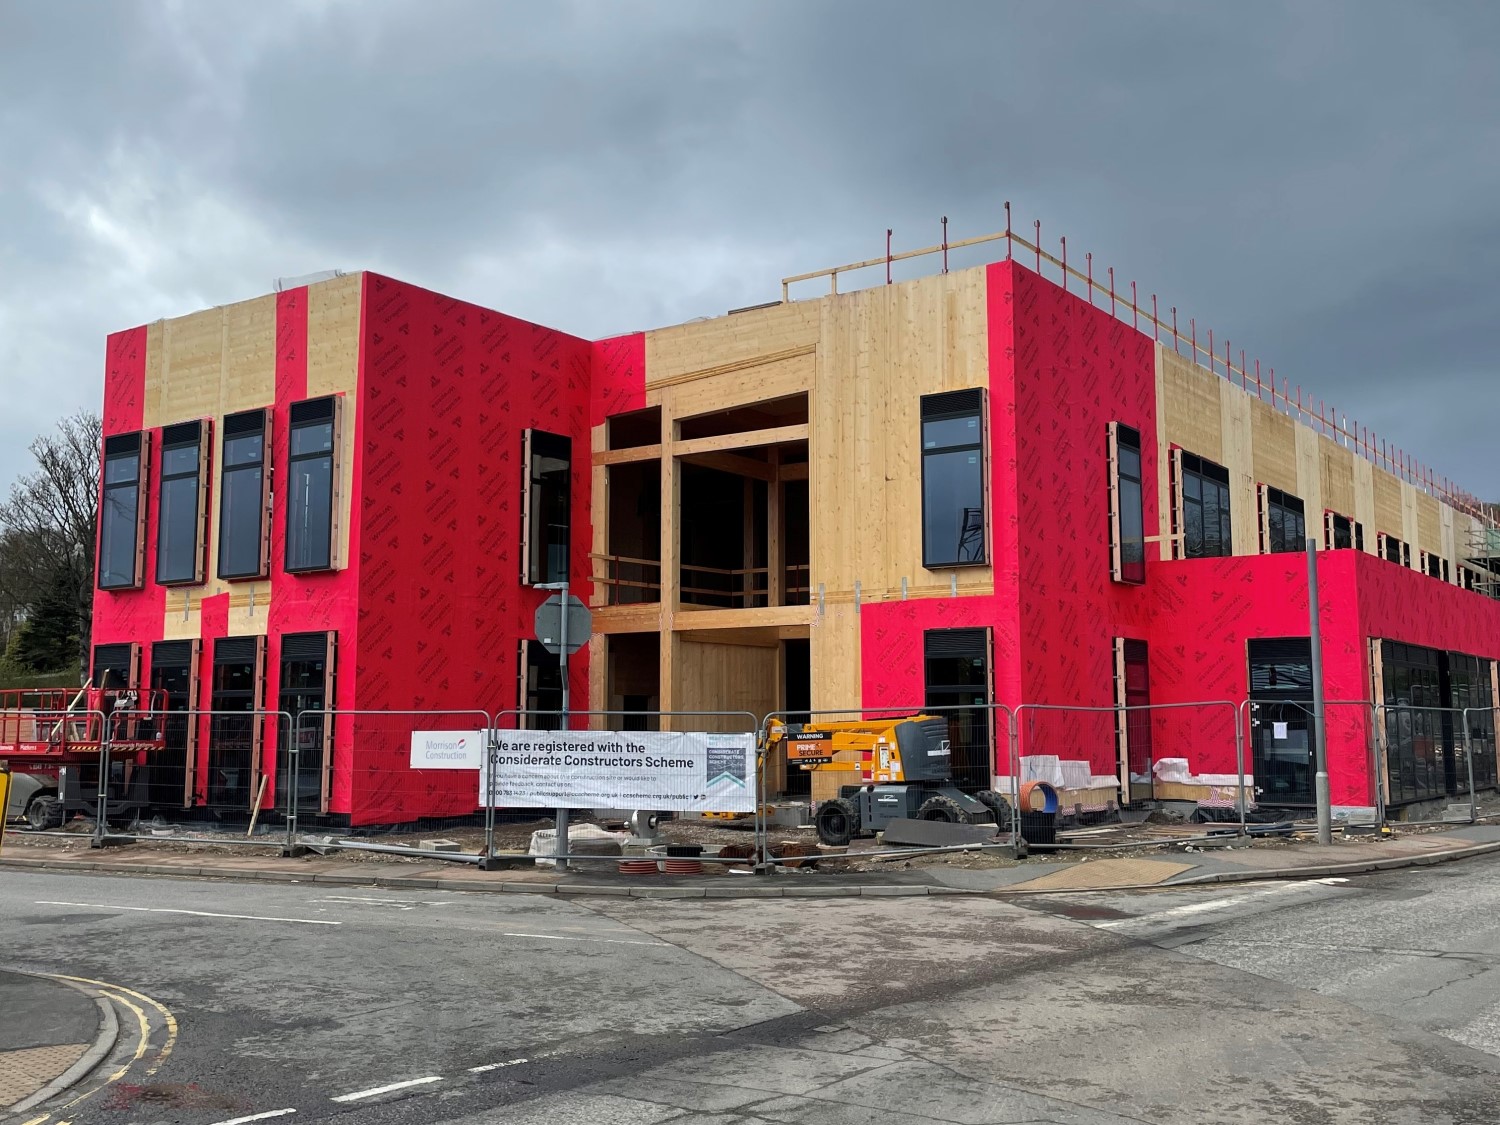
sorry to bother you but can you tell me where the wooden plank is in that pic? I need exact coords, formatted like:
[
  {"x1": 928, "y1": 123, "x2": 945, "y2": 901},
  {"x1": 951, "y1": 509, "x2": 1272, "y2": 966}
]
[
  {"x1": 1293, "y1": 424, "x2": 1325, "y2": 535},
  {"x1": 1219, "y1": 383, "x2": 1256, "y2": 556},
  {"x1": 589, "y1": 604, "x2": 662, "y2": 634},
  {"x1": 223, "y1": 295, "x2": 277, "y2": 410},
  {"x1": 1372, "y1": 466, "x2": 1404, "y2": 539},
  {"x1": 1353, "y1": 456, "x2": 1377, "y2": 551},
  {"x1": 645, "y1": 301, "x2": 819, "y2": 386},
  {"x1": 1318, "y1": 438, "x2": 1355, "y2": 517},
  {"x1": 673, "y1": 605, "x2": 815, "y2": 632},
  {"x1": 142, "y1": 320, "x2": 166, "y2": 428},
  {"x1": 1250, "y1": 399, "x2": 1299, "y2": 494},
  {"x1": 768, "y1": 450, "x2": 783, "y2": 606},
  {"x1": 594, "y1": 444, "x2": 662, "y2": 466},
  {"x1": 1158, "y1": 347, "x2": 1223, "y2": 463},
  {"x1": 1416, "y1": 492, "x2": 1441, "y2": 558},
  {"x1": 672, "y1": 423, "x2": 808, "y2": 458},
  {"x1": 678, "y1": 450, "x2": 776, "y2": 481},
  {"x1": 1153, "y1": 345, "x2": 1172, "y2": 561},
  {"x1": 306, "y1": 273, "x2": 362, "y2": 397},
  {"x1": 667, "y1": 351, "x2": 814, "y2": 417}
]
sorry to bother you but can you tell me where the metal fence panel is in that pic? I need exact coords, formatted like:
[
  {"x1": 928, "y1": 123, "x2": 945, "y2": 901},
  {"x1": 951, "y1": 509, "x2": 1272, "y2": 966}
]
[{"x1": 289, "y1": 708, "x2": 493, "y2": 858}]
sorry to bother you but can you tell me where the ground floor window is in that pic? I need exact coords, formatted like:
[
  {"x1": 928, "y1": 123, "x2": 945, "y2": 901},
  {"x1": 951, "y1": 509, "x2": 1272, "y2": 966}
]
[
  {"x1": 521, "y1": 640, "x2": 564, "y2": 730},
  {"x1": 1382, "y1": 640, "x2": 1497, "y2": 804},
  {"x1": 209, "y1": 636, "x2": 265, "y2": 809},
  {"x1": 150, "y1": 640, "x2": 198, "y2": 808},
  {"x1": 1248, "y1": 637, "x2": 1315, "y2": 806},
  {"x1": 1115, "y1": 639, "x2": 1152, "y2": 802},
  {"x1": 923, "y1": 628, "x2": 991, "y2": 792},
  {"x1": 280, "y1": 632, "x2": 335, "y2": 812}
]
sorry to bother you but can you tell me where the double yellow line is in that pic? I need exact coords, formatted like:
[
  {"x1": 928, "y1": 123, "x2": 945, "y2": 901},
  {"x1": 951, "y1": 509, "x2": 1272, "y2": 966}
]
[{"x1": 19, "y1": 974, "x2": 179, "y2": 1125}]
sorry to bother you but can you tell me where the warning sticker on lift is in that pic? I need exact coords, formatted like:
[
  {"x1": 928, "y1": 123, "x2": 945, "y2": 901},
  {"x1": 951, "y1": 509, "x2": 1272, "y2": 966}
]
[{"x1": 785, "y1": 730, "x2": 835, "y2": 766}]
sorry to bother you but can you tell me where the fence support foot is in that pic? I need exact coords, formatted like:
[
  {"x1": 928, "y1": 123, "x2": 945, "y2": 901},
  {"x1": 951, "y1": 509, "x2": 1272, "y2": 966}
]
[
  {"x1": 281, "y1": 844, "x2": 310, "y2": 858},
  {"x1": 90, "y1": 833, "x2": 134, "y2": 850}
]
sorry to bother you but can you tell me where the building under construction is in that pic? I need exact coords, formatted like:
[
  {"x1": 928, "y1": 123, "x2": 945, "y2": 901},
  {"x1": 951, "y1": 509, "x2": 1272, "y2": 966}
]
[{"x1": 89, "y1": 219, "x2": 1500, "y2": 825}]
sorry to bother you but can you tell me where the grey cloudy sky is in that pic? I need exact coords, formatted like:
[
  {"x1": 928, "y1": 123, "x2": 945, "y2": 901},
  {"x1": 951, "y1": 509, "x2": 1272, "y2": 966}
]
[{"x1": 2, "y1": 1, "x2": 1498, "y2": 495}]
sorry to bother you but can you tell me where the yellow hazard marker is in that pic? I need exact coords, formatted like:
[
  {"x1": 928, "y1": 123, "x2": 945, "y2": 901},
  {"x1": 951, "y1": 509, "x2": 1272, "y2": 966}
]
[{"x1": 0, "y1": 766, "x2": 10, "y2": 856}]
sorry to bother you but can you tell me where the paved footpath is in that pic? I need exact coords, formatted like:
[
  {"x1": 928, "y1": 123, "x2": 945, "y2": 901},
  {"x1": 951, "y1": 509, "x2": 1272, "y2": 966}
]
[
  {"x1": 0, "y1": 969, "x2": 113, "y2": 1114},
  {"x1": 4, "y1": 822, "x2": 1500, "y2": 899}
]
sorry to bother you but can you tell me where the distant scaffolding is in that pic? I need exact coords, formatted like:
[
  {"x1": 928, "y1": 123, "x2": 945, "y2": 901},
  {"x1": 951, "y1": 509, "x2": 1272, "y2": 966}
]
[{"x1": 1464, "y1": 519, "x2": 1500, "y2": 599}]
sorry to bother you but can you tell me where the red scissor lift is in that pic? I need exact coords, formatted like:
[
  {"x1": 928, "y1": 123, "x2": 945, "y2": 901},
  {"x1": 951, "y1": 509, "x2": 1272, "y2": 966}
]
[{"x1": 0, "y1": 685, "x2": 166, "y2": 830}]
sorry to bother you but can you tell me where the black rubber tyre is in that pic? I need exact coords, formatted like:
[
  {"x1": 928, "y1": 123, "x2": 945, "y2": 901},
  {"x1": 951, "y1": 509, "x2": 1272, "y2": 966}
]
[
  {"x1": 815, "y1": 797, "x2": 858, "y2": 847},
  {"x1": 26, "y1": 795, "x2": 64, "y2": 831},
  {"x1": 976, "y1": 789, "x2": 1012, "y2": 829},
  {"x1": 917, "y1": 794, "x2": 966, "y2": 823}
]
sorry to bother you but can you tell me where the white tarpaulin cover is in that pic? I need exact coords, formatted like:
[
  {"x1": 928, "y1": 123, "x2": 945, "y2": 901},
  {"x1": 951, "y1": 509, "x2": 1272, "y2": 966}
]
[{"x1": 481, "y1": 729, "x2": 756, "y2": 812}]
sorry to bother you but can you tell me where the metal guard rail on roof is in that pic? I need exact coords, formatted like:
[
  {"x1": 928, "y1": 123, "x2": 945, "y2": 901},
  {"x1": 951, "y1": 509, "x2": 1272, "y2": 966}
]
[{"x1": 780, "y1": 205, "x2": 1493, "y2": 527}]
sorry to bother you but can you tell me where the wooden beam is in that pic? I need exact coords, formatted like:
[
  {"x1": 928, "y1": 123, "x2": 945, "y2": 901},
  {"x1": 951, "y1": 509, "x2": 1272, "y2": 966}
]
[
  {"x1": 594, "y1": 443, "x2": 662, "y2": 466},
  {"x1": 673, "y1": 605, "x2": 815, "y2": 632},
  {"x1": 778, "y1": 461, "x2": 809, "y2": 481},
  {"x1": 589, "y1": 604, "x2": 661, "y2": 634},
  {"x1": 677, "y1": 450, "x2": 776, "y2": 481},
  {"x1": 768, "y1": 448, "x2": 783, "y2": 606},
  {"x1": 672, "y1": 423, "x2": 809, "y2": 458}
]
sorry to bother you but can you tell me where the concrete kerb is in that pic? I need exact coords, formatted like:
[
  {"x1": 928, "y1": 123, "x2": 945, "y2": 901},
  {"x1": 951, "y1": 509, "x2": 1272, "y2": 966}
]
[
  {"x1": 4, "y1": 838, "x2": 1500, "y2": 899},
  {"x1": 5, "y1": 972, "x2": 120, "y2": 1116}
]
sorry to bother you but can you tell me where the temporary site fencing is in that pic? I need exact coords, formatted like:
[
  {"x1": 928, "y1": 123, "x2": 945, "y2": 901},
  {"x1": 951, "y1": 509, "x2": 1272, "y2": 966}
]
[{"x1": 9, "y1": 694, "x2": 1500, "y2": 864}]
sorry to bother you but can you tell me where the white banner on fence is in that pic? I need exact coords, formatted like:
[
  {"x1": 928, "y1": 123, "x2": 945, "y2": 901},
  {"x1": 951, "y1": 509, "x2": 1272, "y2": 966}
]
[
  {"x1": 481, "y1": 730, "x2": 756, "y2": 812},
  {"x1": 411, "y1": 731, "x2": 486, "y2": 770}
]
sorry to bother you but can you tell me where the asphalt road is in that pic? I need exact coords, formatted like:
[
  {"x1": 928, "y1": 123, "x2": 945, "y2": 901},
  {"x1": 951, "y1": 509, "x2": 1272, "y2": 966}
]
[{"x1": 2, "y1": 857, "x2": 1499, "y2": 1124}]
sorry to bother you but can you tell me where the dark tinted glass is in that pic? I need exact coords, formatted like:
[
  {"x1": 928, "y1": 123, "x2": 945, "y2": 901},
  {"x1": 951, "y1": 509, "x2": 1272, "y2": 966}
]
[
  {"x1": 286, "y1": 457, "x2": 333, "y2": 571},
  {"x1": 922, "y1": 448, "x2": 985, "y2": 565},
  {"x1": 922, "y1": 415, "x2": 981, "y2": 450},
  {"x1": 99, "y1": 481, "x2": 139, "y2": 588},
  {"x1": 224, "y1": 432, "x2": 263, "y2": 467},
  {"x1": 219, "y1": 464, "x2": 264, "y2": 578},
  {"x1": 290, "y1": 421, "x2": 333, "y2": 457},
  {"x1": 104, "y1": 452, "x2": 140, "y2": 485},
  {"x1": 157, "y1": 475, "x2": 200, "y2": 583}
]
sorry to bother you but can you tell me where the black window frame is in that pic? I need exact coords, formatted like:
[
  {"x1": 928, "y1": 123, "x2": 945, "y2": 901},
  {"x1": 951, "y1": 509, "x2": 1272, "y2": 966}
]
[
  {"x1": 1380, "y1": 532, "x2": 1411, "y2": 568},
  {"x1": 920, "y1": 389, "x2": 988, "y2": 569},
  {"x1": 280, "y1": 630, "x2": 337, "y2": 812},
  {"x1": 521, "y1": 639, "x2": 563, "y2": 730},
  {"x1": 523, "y1": 429, "x2": 572, "y2": 586},
  {"x1": 1175, "y1": 450, "x2": 1233, "y2": 559},
  {"x1": 217, "y1": 408, "x2": 271, "y2": 581},
  {"x1": 1326, "y1": 511, "x2": 1363, "y2": 552},
  {"x1": 156, "y1": 420, "x2": 210, "y2": 586},
  {"x1": 923, "y1": 627, "x2": 992, "y2": 793},
  {"x1": 285, "y1": 397, "x2": 340, "y2": 574},
  {"x1": 98, "y1": 431, "x2": 148, "y2": 590},
  {"x1": 1260, "y1": 485, "x2": 1307, "y2": 555},
  {"x1": 1109, "y1": 423, "x2": 1146, "y2": 585}
]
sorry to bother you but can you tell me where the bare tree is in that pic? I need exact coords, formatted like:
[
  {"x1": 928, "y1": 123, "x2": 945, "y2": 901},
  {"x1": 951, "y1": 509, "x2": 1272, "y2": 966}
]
[{"x1": 0, "y1": 412, "x2": 102, "y2": 677}]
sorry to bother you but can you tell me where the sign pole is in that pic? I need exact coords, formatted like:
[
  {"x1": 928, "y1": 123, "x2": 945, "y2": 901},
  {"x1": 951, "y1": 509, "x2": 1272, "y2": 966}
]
[
  {"x1": 1308, "y1": 538, "x2": 1332, "y2": 845},
  {"x1": 555, "y1": 579, "x2": 570, "y2": 871}
]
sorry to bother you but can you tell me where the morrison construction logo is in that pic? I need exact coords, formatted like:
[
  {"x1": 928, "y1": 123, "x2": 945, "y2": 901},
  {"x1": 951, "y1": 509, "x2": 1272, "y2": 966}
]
[{"x1": 410, "y1": 731, "x2": 485, "y2": 770}]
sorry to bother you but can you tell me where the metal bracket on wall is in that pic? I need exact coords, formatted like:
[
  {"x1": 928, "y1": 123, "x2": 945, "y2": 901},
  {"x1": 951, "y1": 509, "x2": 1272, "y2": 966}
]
[
  {"x1": 248, "y1": 587, "x2": 255, "y2": 616},
  {"x1": 854, "y1": 580, "x2": 861, "y2": 614},
  {"x1": 817, "y1": 583, "x2": 825, "y2": 616},
  {"x1": 950, "y1": 573, "x2": 958, "y2": 597},
  {"x1": 901, "y1": 577, "x2": 908, "y2": 600},
  {"x1": 182, "y1": 590, "x2": 189, "y2": 621}
]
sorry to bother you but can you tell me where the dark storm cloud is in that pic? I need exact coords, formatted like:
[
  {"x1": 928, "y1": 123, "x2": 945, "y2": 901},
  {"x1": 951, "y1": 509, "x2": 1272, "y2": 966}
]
[{"x1": 2, "y1": 0, "x2": 1498, "y2": 492}]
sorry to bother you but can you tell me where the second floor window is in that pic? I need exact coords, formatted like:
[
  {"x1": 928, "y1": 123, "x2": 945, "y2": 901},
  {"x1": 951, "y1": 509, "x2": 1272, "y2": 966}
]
[
  {"x1": 921, "y1": 389, "x2": 987, "y2": 568},
  {"x1": 1326, "y1": 511, "x2": 1364, "y2": 551},
  {"x1": 1260, "y1": 486, "x2": 1307, "y2": 554},
  {"x1": 99, "y1": 431, "x2": 147, "y2": 590},
  {"x1": 1380, "y1": 532, "x2": 1411, "y2": 568},
  {"x1": 1175, "y1": 451, "x2": 1233, "y2": 559},
  {"x1": 286, "y1": 397, "x2": 340, "y2": 573},
  {"x1": 157, "y1": 420, "x2": 209, "y2": 584},
  {"x1": 1108, "y1": 422, "x2": 1145, "y2": 584},
  {"x1": 524, "y1": 429, "x2": 572, "y2": 585},
  {"x1": 219, "y1": 409, "x2": 270, "y2": 580}
]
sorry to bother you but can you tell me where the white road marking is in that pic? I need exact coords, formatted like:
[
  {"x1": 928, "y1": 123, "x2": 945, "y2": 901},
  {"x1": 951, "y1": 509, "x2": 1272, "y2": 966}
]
[
  {"x1": 497, "y1": 931, "x2": 668, "y2": 947},
  {"x1": 37, "y1": 902, "x2": 341, "y2": 926},
  {"x1": 1094, "y1": 879, "x2": 1348, "y2": 930},
  {"x1": 314, "y1": 895, "x2": 456, "y2": 910},
  {"x1": 206, "y1": 1111, "x2": 297, "y2": 1125},
  {"x1": 468, "y1": 1056, "x2": 530, "y2": 1073},
  {"x1": 330, "y1": 1076, "x2": 443, "y2": 1102}
]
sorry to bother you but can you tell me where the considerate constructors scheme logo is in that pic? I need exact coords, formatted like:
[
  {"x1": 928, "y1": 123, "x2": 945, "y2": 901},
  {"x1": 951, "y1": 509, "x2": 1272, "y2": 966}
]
[{"x1": 706, "y1": 741, "x2": 748, "y2": 789}]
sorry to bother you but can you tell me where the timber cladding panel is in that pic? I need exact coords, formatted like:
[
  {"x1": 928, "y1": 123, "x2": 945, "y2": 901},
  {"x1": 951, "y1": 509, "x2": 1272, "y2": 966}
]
[
  {"x1": 1249, "y1": 399, "x2": 1298, "y2": 493},
  {"x1": 811, "y1": 268, "x2": 991, "y2": 598},
  {"x1": 1416, "y1": 493, "x2": 1441, "y2": 556},
  {"x1": 1157, "y1": 347, "x2": 1223, "y2": 461},
  {"x1": 1373, "y1": 471, "x2": 1404, "y2": 537},
  {"x1": 1320, "y1": 440, "x2": 1357, "y2": 517},
  {"x1": 672, "y1": 639, "x2": 778, "y2": 732},
  {"x1": 644, "y1": 300, "x2": 819, "y2": 386}
]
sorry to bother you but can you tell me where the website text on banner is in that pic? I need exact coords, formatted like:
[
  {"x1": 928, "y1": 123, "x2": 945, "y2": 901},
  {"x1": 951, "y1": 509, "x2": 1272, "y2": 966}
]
[{"x1": 481, "y1": 730, "x2": 756, "y2": 813}]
